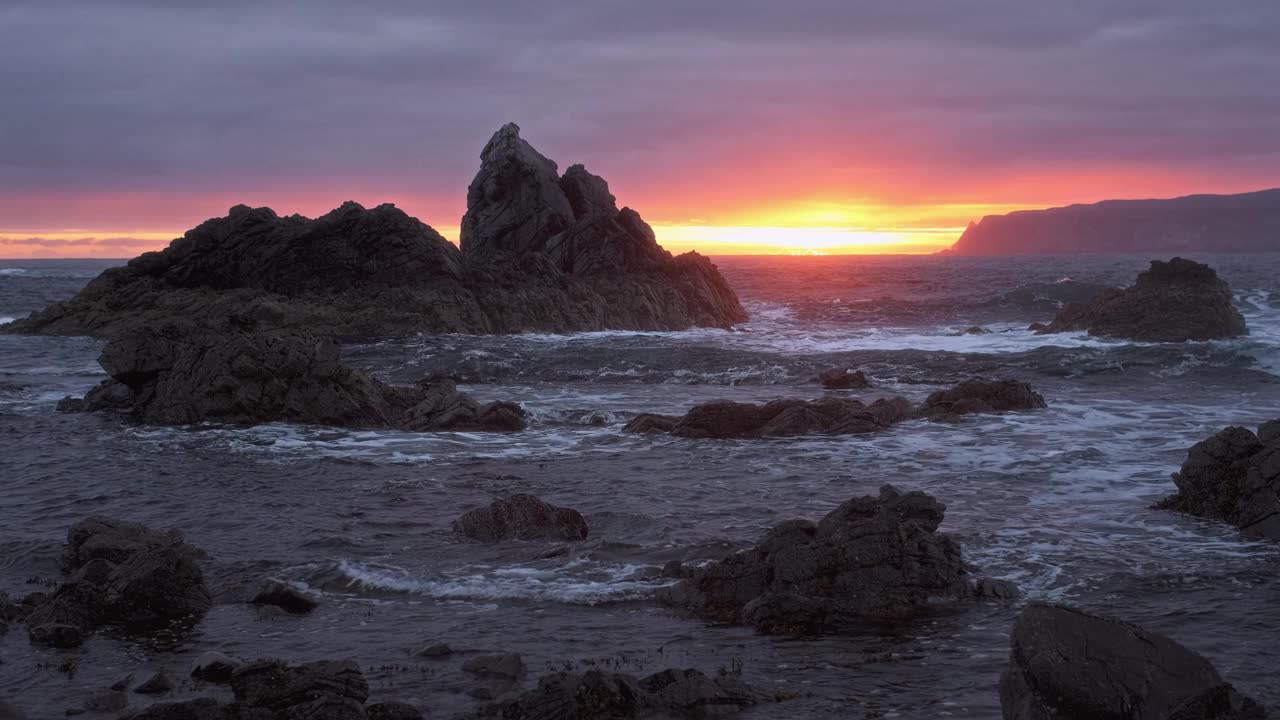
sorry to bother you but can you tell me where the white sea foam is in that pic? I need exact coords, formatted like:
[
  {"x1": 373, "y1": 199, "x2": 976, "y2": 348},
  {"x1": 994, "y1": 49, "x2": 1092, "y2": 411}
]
[
  {"x1": 0, "y1": 269, "x2": 26, "y2": 276},
  {"x1": 0, "y1": 317, "x2": 14, "y2": 324}
]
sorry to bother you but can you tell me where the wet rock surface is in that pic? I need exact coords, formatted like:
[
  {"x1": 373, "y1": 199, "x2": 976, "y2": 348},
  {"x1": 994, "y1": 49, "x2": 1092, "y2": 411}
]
[
  {"x1": 656, "y1": 485, "x2": 1006, "y2": 632},
  {"x1": 815, "y1": 367, "x2": 869, "y2": 389},
  {"x1": 1000, "y1": 603, "x2": 1265, "y2": 719},
  {"x1": 472, "y1": 667, "x2": 758, "y2": 719},
  {"x1": 453, "y1": 495, "x2": 589, "y2": 542},
  {"x1": 58, "y1": 322, "x2": 526, "y2": 431},
  {"x1": 1039, "y1": 257, "x2": 1248, "y2": 341},
  {"x1": 916, "y1": 380, "x2": 1047, "y2": 418},
  {"x1": 1155, "y1": 420, "x2": 1280, "y2": 539},
  {"x1": 4, "y1": 125, "x2": 745, "y2": 339}
]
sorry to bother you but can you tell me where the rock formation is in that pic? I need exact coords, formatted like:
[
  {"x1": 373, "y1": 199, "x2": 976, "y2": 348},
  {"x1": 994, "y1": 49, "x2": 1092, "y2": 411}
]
[
  {"x1": 624, "y1": 380, "x2": 1045, "y2": 439},
  {"x1": 1155, "y1": 420, "x2": 1280, "y2": 539},
  {"x1": 56, "y1": 321, "x2": 525, "y2": 431},
  {"x1": 944, "y1": 188, "x2": 1280, "y2": 255},
  {"x1": 453, "y1": 494, "x2": 589, "y2": 542},
  {"x1": 1038, "y1": 258, "x2": 1247, "y2": 341},
  {"x1": 472, "y1": 667, "x2": 758, "y2": 720},
  {"x1": 656, "y1": 485, "x2": 1013, "y2": 633},
  {"x1": 1000, "y1": 603, "x2": 1265, "y2": 719},
  {"x1": 3, "y1": 124, "x2": 745, "y2": 338},
  {"x1": 24, "y1": 517, "x2": 210, "y2": 645},
  {"x1": 815, "y1": 367, "x2": 869, "y2": 389},
  {"x1": 985, "y1": 280, "x2": 1115, "y2": 312}
]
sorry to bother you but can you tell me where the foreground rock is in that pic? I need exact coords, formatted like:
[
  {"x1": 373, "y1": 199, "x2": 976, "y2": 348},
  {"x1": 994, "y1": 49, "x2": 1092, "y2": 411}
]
[
  {"x1": 4, "y1": 124, "x2": 745, "y2": 339},
  {"x1": 58, "y1": 322, "x2": 525, "y2": 430},
  {"x1": 625, "y1": 379, "x2": 1044, "y2": 439},
  {"x1": 1000, "y1": 603, "x2": 1264, "y2": 719},
  {"x1": 1155, "y1": 420, "x2": 1280, "y2": 539},
  {"x1": 125, "y1": 659, "x2": 422, "y2": 720},
  {"x1": 473, "y1": 667, "x2": 758, "y2": 719},
  {"x1": 25, "y1": 517, "x2": 210, "y2": 643},
  {"x1": 657, "y1": 485, "x2": 1012, "y2": 632},
  {"x1": 1039, "y1": 257, "x2": 1247, "y2": 341},
  {"x1": 453, "y1": 495, "x2": 588, "y2": 542}
]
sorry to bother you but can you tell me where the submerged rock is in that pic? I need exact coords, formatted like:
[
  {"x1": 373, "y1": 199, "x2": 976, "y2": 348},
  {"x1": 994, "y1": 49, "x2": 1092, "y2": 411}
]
[
  {"x1": 24, "y1": 517, "x2": 210, "y2": 641},
  {"x1": 625, "y1": 379, "x2": 1044, "y2": 439},
  {"x1": 986, "y1": 280, "x2": 1115, "y2": 312},
  {"x1": 60, "y1": 322, "x2": 526, "y2": 431},
  {"x1": 1039, "y1": 257, "x2": 1248, "y2": 341},
  {"x1": 656, "y1": 485, "x2": 1009, "y2": 632},
  {"x1": 1155, "y1": 421, "x2": 1280, "y2": 539},
  {"x1": 453, "y1": 495, "x2": 589, "y2": 542},
  {"x1": 4, "y1": 125, "x2": 745, "y2": 339},
  {"x1": 473, "y1": 667, "x2": 758, "y2": 719},
  {"x1": 1000, "y1": 603, "x2": 1265, "y2": 719},
  {"x1": 250, "y1": 581, "x2": 318, "y2": 614},
  {"x1": 815, "y1": 367, "x2": 869, "y2": 389}
]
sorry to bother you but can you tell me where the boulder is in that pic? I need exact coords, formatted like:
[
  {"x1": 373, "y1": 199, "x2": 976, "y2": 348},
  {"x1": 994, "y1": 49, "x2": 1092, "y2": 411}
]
[
  {"x1": 27, "y1": 623, "x2": 83, "y2": 648},
  {"x1": 1000, "y1": 603, "x2": 1265, "y2": 719},
  {"x1": 657, "y1": 485, "x2": 1007, "y2": 632},
  {"x1": 621, "y1": 413, "x2": 681, "y2": 434},
  {"x1": 133, "y1": 670, "x2": 174, "y2": 695},
  {"x1": 1039, "y1": 258, "x2": 1247, "y2": 341},
  {"x1": 815, "y1": 367, "x2": 869, "y2": 389},
  {"x1": 414, "y1": 643, "x2": 452, "y2": 658},
  {"x1": 5, "y1": 126, "x2": 746, "y2": 339},
  {"x1": 453, "y1": 495, "x2": 589, "y2": 542},
  {"x1": 1155, "y1": 421, "x2": 1280, "y2": 539},
  {"x1": 230, "y1": 659, "x2": 370, "y2": 711},
  {"x1": 461, "y1": 653, "x2": 526, "y2": 681},
  {"x1": 191, "y1": 652, "x2": 245, "y2": 684},
  {"x1": 251, "y1": 581, "x2": 319, "y2": 614},
  {"x1": 916, "y1": 380, "x2": 1047, "y2": 418},
  {"x1": 61, "y1": 322, "x2": 526, "y2": 431},
  {"x1": 473, "y1": 667, "x2": 757, "y2": 719},
  {"x1": 952, "y1": 325, "x2": 992, "y2": 336}
]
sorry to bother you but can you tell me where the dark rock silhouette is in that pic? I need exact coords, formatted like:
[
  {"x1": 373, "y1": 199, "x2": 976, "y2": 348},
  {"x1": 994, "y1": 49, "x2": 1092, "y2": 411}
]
[
  {"x1": 24, "y1": 517, "x2": 210, "y2": 643},
  {"x1": 57, "y1": 322, "x2": 525, "y2": 431},
  {"x1": 985, "y1": 280, "x2": 1115, "y2": 312},
  {"x1": 656, "y1": 485, "x2": 1011, "y2": 632},
  {"x1": 815, "y1": 367, "x2": 869, "y2": 389},
  {"x1": 1000, "y1": 603, "x2": 1265, "y2": 719},
  {"x1": 625, "y1": 380, "x2": 1045, "y2": 439},
  {"x1": 1155, "y1": 420, "x2": 1280, "y2": 540},
  {"x1": 472, "y1": 667, "x2": 758, "y2": 719},
  {"x1": 3, "y1": 124, "x2": 745, "y2": 338},
  {"x1": 453, "y1": 495, "x2": 589, "y2": 542},
  {"x1": 945, "y1": 188, "x2": 1280, "y2": 255},
  {"x1": 1039, "y1": 258, "x2": 1247, "y2": 341}
]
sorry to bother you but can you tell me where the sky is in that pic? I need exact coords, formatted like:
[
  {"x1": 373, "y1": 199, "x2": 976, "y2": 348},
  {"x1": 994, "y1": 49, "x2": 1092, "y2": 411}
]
[{"x1": 2, "y1": 1, "x2": 1278, "y2": 258}]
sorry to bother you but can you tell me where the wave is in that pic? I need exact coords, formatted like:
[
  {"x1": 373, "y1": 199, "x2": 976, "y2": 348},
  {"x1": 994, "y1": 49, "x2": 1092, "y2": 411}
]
[{"x1": 306, "y1": 558, "x2": 666, "y2": 605}]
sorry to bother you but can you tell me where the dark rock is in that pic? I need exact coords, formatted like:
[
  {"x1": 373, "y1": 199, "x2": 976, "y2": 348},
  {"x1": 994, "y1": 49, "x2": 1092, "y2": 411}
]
[
  {"x1": 1026, "y1": 322, "x2": 1048, "y2": 332},
  {"x1": 63, "y1": 515, "x2": 187, "y2": 569},
  {"x1": 133, "y1": 670, "x2": 174, "y2": 695},
  {"x1": 621, "y1": 413, "x2": 680, "y2": 434},
  {"x1": 473, "y1": 667, "x2": 758, "y2": 719},
  {"x1": 110, "y1": 674, "x2": 134, "y2": 692},
  {"x1": 453, "y1": 495, "x2": 588, "y2": 542},
  {"x1": 82, "y1": 690, "x2": 127, "y2": 713},
  {"x1": 61, "y1": 322, "x2": 525, "y2": 431},
  {"x1": 366, "y1": 703, "x2": 424, "y2": 720},
  {"x1": 28, "y1": 623, "x2": 83, "y2": 648},
  {"x1": 987, "y1": 280, "x2": 1116, "y2": 312},
  {"x1": 1039, "y1": 258, "x2": 1248, "y2": 341},
  {"x1": 191, "y1": 652, "x2": 244, "y2": 684},
  {"x1": 1000, "y1": 603, "x2": 1265, "y2": 719},
  {"x1": 55, "y1": 397, "x2": 85, "y2": 412},
  {"x1": 121, "y1": 698, "x2": 272, "y2": 720},
  {"x1": 461, "y1": 653, "x2": 525, "y2": 681},
  {"x1": 815, "y1": 367, "x2": 869, "y2": 389},
  {"x1": 952, "y1": 326, "x2": 992, "y2": 336},
  {"x1": 102, "y1": 543, "x2": 212, "y2": 629},
  {"x1": 6, "y1": 126, "x2": 745, "y2": 339},
  {"x1": 414, "y1": 643, "x2": 452, "y2": 658},
  {"x1": 251, "y1": 581, "x2": 318, "y2": 614},
  {"x1": 916, "y1": 380, "x2": 1047, "y2": 418},
  {"x1": 1155, "y1": 421, "x2": 1280, "y2": 539},
  {"x1": 230, "y1": 659, "x2": 369, "y2": 711},
  {"x1": 657, "y1": 485, "x2": 1002, "y2": 632}
]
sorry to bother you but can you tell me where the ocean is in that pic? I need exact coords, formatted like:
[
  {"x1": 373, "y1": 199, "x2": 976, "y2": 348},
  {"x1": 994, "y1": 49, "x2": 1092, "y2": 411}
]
[{"x1": 1, "y1": 254, "x2": 1278, "y2": 718}]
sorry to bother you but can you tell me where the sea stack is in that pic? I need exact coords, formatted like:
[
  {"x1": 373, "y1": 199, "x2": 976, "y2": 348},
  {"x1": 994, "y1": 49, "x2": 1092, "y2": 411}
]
[{"x1": 2, "y1": 124, "x2": 746, "y2": 338}]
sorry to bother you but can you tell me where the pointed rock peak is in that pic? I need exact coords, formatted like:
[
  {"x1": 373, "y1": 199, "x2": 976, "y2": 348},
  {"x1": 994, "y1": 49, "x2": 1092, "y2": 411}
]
[{"x1": 560, "y1": 164, "x2": 617, "y2": 219}]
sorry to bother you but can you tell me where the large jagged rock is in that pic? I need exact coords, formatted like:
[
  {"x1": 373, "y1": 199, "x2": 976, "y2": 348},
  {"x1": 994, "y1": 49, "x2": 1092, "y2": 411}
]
[
  {"x1": 4, "y1": 125, "x2": 746, "y2": 338},
  {"x1": 473, "y1": 667, "x2": 758, "y2": 720},
  {"x1": 625, "y1": 380, "x2": 1045, "y2": 439},
  {"x1": 1039, "y1": 258, "x2": 1247, "y2": 341},
  {"x1": 58, "y1": 322, "x2": 525, "y2": 430},
  {"x1": 656, "y1": 485, "x2": 1007, "y2": 632},
  {"x1": 1155, "y1": 421, "x2": 1280, "y2": 539},
  {"x1": 453, "y1": 494, "x2": 589, "y2": 542},
  {"x1": 1000, "y1": 603, "x2": 1265, "y2": 719},
  {"x1": 24, "y1": 517, "x2": 211, "y2": 640}
]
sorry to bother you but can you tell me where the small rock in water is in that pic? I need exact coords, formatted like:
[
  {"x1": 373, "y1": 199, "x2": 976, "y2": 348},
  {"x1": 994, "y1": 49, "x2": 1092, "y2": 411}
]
[
  {"x1": 28, "y1": 623, "x2": 83, "y2": 648},
  {"x1": 453, "y1": 495, "x2": 588, "y2": 542},
  {"x1": 462, "y1": 653, "x2": 525, "y2": 680},
  {"x1": 250, "y1": 580, "x2": 318, "y2": 614},
  {"x1": 190, "y1": 651, "x2": 243, "y2": 684},
  {"x1": 815, "y1": 367, "x2": 869, "y2": 389},
  {"x1": 109, "y1": 673, "x2": 133, "y2": 691},
  {"x1": 415, "y1": 643, "x2": 453, "y2": 658},
  {"x1": 82, "y1": 690, "x2": 127, "y2": 713},
  {"x1": 133, "y1": 670, "x2": 174, "y2": 695}
]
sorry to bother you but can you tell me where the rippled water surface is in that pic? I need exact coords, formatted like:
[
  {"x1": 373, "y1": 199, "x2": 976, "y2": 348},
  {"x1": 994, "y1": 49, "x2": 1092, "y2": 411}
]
[{"x1": 2, "y1": 255, "x2": 1279, "y2": 718}]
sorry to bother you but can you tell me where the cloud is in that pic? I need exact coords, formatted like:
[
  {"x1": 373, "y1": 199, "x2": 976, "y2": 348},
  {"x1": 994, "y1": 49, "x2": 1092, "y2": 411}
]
[{"x1": 1, "y1": 0, "x2": 1277, "y2": 230}]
